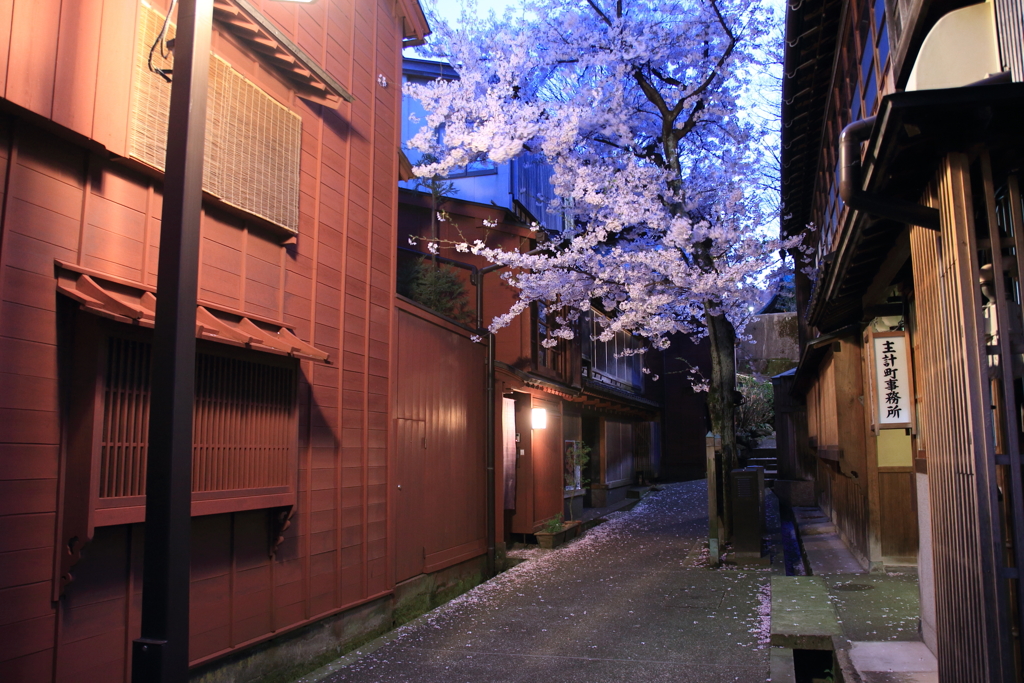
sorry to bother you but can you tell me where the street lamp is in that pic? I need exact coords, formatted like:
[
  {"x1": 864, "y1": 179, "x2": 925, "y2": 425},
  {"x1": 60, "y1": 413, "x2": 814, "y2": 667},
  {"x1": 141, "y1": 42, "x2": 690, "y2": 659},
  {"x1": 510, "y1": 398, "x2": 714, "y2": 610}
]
[{"x1": 131, "y1": 1, "x2": 318, "y2": 681}]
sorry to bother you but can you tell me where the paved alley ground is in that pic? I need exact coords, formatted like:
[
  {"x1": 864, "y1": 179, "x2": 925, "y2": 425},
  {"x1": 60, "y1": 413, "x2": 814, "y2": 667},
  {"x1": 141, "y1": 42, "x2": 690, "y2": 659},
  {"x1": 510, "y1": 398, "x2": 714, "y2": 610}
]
[{"x1": 305, "y1": 481, "x2": 772, "y2": 683}]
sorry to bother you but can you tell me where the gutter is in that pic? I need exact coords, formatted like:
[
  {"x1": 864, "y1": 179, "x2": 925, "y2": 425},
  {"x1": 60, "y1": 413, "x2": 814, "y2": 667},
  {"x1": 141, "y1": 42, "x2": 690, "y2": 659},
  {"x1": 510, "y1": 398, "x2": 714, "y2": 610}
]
[
  {"x1": 838, "y1": 117, "x2": 941, "y2": 230},
  {"x1": 837, "y1": 73, "x2": 1012, "y2": 232}
]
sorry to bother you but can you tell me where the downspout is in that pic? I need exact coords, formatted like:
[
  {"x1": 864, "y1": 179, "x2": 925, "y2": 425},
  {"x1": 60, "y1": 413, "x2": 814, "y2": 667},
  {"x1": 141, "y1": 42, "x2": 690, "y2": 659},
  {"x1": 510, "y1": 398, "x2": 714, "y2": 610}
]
[
  {"x1": 474, "y1": 268, "x2": 497, "y2": 578},
  {"x1": 839, "y1": 116, "x2": 941, "y2": 230}
]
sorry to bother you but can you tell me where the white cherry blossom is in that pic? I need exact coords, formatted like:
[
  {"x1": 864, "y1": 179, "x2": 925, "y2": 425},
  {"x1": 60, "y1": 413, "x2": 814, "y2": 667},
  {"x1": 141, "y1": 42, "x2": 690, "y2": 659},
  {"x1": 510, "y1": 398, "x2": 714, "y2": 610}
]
[{"x1": 407, "y1": 0, "x2": 803, "y2": 527}]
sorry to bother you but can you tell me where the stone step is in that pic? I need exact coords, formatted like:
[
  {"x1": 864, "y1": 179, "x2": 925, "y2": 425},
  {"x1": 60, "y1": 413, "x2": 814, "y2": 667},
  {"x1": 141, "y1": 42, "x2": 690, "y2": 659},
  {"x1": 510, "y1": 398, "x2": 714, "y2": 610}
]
[{"x1": 847, "y1": 641, "x2": 938, "y2": 683}]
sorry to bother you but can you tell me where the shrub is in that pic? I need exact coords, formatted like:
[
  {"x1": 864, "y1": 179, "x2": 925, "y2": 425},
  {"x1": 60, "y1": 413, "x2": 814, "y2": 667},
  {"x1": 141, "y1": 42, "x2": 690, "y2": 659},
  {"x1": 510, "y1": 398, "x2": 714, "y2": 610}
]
[
  {"x1": 397, "y1": 258, "x2": 473, "y2": 325},
  {"x1": 735, "y1": 374, "x2": 774, "y2": 450}
]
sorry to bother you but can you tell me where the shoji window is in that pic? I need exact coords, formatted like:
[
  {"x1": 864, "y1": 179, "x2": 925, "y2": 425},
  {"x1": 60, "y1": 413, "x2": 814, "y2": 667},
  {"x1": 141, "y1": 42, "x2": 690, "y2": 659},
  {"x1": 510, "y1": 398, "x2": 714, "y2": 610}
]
[{"x1": 589, "y1": 312, "x2": 644, "y2": 391}]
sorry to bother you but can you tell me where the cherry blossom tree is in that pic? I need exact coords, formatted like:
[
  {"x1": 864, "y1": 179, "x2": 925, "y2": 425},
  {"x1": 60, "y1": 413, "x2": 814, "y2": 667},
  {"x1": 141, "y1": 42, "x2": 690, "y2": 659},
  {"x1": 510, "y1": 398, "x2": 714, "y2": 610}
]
[{"x1": 406, "y1": 0, "x2": 801, "y2": 536}]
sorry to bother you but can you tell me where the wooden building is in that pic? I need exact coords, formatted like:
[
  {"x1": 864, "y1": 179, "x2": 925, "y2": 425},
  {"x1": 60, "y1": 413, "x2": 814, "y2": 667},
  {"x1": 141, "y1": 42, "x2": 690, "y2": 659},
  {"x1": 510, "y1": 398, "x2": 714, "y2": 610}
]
[
  {"x1": 782, "y1": 0, "x2": 1024, "y2": 678},
  {"x1": 398, "y1": 58, "x2": 665, "y2": 541},
  {"x1": 0, "y1": 1, "x2": 530, "y2": 682}
]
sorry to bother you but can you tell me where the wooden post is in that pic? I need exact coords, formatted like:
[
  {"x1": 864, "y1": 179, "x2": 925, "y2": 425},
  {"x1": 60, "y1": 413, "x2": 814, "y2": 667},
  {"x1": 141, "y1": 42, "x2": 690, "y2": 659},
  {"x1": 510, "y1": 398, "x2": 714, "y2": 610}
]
[
  {"x1": 131, "y1": 1, "x2": 212, "y2": 681},
  {"x1": 706, "y1": 432, "x2": 722, "y2": 566}
]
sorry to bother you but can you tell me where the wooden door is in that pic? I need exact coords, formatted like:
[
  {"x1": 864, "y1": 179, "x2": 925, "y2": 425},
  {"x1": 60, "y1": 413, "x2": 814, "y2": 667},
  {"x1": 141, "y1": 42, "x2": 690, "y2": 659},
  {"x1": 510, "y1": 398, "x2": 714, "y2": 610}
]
[
  {"x1": 395, "y1": 417, "x2": 427, "y2": 582},
  {"x1": 502, "y1": 397, "x2": 517, "y2": 510}
]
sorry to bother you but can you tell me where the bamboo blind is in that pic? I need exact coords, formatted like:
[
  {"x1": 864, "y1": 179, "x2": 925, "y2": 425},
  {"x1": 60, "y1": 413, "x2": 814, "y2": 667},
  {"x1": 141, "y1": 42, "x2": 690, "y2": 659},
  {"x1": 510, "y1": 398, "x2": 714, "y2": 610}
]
[
  {"x1": 99, "y1": 338, "x2": 296, "y2": 499},
  {"x1": 130, "y1": 3, "x2": 301, "y2": 233}
]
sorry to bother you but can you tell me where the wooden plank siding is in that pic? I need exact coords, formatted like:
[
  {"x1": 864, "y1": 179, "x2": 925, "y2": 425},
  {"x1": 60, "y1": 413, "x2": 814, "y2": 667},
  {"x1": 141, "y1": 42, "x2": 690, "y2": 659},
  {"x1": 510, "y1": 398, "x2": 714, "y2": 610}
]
[
  {"x1": 804, "y1": 326, "x2": 919, "y2": 568},
  {"x1": 0, "y1": 0, "x2": 424, "y2": 680},
  {"x1": 392, "y1": 304, "x2": 486, "y2": 582},
  {"x1": 805, "y1": 342, "x2": 871, "y2": 564}
]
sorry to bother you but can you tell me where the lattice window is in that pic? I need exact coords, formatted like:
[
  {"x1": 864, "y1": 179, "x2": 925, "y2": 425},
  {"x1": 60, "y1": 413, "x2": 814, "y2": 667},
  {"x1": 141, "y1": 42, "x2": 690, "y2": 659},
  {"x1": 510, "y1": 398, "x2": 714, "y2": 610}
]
[
  {"x1": 99, "y1": 337, "x2": 152, "y2": 499},
  {"x1": 590, "y1": 312, "x2": 644, "y2": 391},
  {"x1": 99, "y1": 337, "x2": 297, "y2": 504},
  {"x1": 57, "y1": 318, "x2": 300, "y2": 596},
  {"x1": 130, "y1": 2, "x2": 302, "y2": 233},
  {"x1": 192, "y1": 351, "x2": 295, "y2": 493},
  {"x1": 604, "y1": 420, "x2": 634, "y2": 486}
]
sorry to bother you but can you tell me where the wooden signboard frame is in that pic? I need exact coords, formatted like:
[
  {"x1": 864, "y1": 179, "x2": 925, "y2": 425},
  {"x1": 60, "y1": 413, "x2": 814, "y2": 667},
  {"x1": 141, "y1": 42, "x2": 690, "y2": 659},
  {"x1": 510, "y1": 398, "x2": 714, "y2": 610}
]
[{"x1": 866, "y1": 330, "x2": 915, "y2": 432}]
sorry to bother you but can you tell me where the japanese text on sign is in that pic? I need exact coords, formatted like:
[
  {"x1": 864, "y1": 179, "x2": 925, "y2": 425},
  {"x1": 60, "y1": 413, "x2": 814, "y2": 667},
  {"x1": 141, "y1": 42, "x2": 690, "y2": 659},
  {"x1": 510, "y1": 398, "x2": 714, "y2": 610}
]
[{"x1": 873, "y1": 334, "x2": 910, "y2": 426}]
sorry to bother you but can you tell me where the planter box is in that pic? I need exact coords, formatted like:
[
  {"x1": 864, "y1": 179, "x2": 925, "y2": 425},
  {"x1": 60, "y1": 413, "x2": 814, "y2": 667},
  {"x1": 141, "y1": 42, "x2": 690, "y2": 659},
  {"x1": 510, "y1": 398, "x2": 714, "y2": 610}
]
[{"x1": 535, "y1": 521, "x2": 582, "y2": 549}]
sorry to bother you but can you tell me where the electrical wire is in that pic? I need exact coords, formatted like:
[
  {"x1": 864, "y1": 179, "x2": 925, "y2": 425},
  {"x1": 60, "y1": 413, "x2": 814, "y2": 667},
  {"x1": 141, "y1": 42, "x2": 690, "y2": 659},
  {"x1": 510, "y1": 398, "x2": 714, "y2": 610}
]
[{"x1": 148, "y1": 0, "x2": 178, "y2": 83}]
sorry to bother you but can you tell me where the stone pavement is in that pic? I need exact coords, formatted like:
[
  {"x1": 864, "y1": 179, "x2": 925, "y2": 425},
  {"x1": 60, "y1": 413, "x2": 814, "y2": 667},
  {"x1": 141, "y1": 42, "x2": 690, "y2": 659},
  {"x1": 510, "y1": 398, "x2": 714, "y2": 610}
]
[{"x1": 298, "y1": 481, "x2": 774, "y2": 683}]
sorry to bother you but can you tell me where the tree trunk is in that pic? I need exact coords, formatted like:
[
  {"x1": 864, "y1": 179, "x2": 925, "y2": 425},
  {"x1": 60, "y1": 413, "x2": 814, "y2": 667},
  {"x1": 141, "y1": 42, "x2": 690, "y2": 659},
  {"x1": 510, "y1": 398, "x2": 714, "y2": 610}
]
[
  {"x1": 429, "y1": 198, "x2": 438, "y2": 266},
  {"x1": 705, "y1": 312, "x2": 738, "y2": 540}
]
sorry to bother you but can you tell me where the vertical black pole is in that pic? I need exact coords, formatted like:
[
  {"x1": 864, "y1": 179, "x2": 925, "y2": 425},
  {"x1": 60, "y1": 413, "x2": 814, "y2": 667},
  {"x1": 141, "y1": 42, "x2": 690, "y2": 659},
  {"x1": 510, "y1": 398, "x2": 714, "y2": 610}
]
[
  {"x1": 485, "y1": 328, "x2": 496, "y2": 578},
  {"x1": 475, "y1": 268, "x2": 496, "y2": 578},
  {"x1": 132, "y1": 1, "x2": 212, "y2": 681}
]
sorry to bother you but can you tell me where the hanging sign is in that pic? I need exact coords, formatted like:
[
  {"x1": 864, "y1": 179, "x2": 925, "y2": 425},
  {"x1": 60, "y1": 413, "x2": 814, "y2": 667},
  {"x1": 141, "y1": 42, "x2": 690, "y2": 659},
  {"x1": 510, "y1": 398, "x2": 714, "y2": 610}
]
[{"x1": 870, "y1": 331, "x2": 913, "y2": 430}]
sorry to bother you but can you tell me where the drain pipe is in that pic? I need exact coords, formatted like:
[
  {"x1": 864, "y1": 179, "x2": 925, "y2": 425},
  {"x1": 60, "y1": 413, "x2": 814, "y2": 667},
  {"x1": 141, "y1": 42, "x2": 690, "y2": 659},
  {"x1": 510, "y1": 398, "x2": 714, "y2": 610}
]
[
  {"x1": 473, "y1": 265, "x2": 498, "y2": 579},
  {"x1": 839, "y1": 116, "x2": 941, "y2": 230}
]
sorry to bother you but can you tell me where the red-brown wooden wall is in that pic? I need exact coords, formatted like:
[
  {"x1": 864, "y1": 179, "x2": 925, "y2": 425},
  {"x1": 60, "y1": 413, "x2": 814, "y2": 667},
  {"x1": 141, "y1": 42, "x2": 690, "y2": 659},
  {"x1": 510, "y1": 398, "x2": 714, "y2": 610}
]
[
  {"x1": 392, "y1": 303, "x2": 486, "y2": 583},
  {"x1": 0, "y1": 0, "x2": 437, "y2": 680}
]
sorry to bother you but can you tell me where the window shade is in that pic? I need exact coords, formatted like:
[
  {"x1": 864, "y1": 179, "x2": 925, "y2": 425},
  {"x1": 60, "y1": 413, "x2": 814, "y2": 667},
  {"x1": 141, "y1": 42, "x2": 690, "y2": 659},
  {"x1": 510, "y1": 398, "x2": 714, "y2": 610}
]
[{"x1": 131, "y1": 3, "x2": 302, "y2": 233}]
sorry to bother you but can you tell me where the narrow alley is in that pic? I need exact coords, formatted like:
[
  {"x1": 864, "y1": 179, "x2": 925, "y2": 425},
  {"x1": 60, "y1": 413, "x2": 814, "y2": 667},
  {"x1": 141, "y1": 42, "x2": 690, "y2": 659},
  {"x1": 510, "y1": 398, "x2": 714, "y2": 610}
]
[{"x1": 302, "y1": 482, "x2": 772, "y2": 683}]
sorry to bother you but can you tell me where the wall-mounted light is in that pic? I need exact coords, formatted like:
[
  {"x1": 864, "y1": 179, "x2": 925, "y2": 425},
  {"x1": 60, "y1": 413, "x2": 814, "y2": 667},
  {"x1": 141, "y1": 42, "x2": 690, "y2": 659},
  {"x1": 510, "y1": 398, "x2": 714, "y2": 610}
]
[{"x1": 532, "y1": 408, "x2": 547, "y2": 430}]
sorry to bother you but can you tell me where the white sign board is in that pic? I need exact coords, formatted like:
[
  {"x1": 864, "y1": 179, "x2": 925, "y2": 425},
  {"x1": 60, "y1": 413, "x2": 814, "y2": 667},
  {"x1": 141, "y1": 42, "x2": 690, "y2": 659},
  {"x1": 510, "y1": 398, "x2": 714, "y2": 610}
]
[{"x1": 873, "y1": 333, "x2": 911, "y2": 428}]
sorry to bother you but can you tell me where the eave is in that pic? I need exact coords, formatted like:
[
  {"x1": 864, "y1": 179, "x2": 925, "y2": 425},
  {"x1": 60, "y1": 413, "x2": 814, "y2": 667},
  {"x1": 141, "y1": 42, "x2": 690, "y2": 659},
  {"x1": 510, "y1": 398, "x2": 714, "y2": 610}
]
[
  {"x1": 397, "y1": 0, "x2": 430, "y2": 47},
  {"x1": 808, "y1": 83, "x2": 1024, "y2": 332},
  {"x1": 791, "y1": 325, "x2": 859, "y2": 396},
  {"x1": 779, "y1": 0, "x2": 844, "y2": 239},
  {"x1": 494, "y1": 362, "x2": 659, "y2": 418},
  {"x1": 398, "y1": 187, "x2": 538, "y2": 239},
  {"x1": 213, "y1": 0, "x2": 354, "y2": 107}
]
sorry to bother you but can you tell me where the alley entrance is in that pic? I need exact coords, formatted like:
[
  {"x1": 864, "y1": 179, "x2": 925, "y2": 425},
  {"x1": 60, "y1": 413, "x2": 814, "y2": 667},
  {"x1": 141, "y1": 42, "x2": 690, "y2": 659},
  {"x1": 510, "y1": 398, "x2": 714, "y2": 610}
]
[{"x1": 315, "y1": 481, "x2": 771, "y2": 683}]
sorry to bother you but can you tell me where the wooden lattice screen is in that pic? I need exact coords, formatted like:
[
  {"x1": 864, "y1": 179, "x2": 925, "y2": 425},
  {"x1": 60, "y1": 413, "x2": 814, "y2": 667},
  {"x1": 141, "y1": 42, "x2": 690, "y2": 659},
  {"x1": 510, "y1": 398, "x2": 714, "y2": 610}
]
[
  {"x1": 99, "y1": 337, "x2": 152, "y2": 498},
  {"x1": 910, "y1": 153, "x2": 1024, "y2": 681},
  {"x1": 131, "y1": 2, "x2": 301, "y2": 233},
  {"x1": 99, "y1": 337, "x2": 297, "y2": 502}
]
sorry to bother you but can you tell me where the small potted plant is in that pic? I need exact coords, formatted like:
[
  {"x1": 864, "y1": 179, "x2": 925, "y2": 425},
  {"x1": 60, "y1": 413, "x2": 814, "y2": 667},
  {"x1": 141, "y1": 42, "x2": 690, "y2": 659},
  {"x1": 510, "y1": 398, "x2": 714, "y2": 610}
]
[
  {"x1": 535, "y1": 513, "x2": 567, "y2": 549},
  {"x1": 563, "y1": 439, "x2": 590, "y2": 531}
]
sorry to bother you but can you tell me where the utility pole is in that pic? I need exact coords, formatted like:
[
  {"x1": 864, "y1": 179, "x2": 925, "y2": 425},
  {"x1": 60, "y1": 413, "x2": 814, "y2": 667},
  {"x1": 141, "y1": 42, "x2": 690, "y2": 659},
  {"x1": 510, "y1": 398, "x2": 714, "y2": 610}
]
[{"x1": 131, "y1": 1, "x2": 213, "y2": 680}]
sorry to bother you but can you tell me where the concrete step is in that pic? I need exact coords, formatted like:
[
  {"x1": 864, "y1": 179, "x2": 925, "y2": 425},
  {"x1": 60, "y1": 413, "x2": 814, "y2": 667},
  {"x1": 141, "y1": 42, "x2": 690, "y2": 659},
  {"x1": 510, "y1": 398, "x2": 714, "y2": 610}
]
[
  {"x1": 770, "y1": 576, "x2": 843, "y2": 650},
  {"x1": 626, "y1": 486, "x2": 651, "y2": 500},
  {"x1": 769, "y1": 647, "x2": 796, "y2": 683},
  {"x1": 847, "y1": 641, "x2": 938, "y2": 683},
  {"x1": 800, "y1": 522, "x2": 837, "y2": 535}
]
